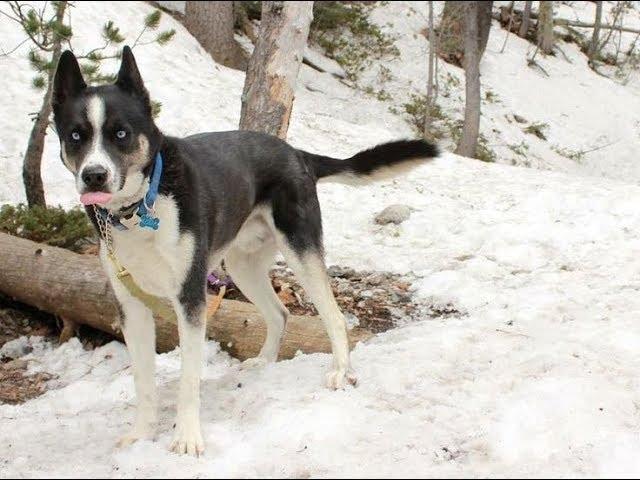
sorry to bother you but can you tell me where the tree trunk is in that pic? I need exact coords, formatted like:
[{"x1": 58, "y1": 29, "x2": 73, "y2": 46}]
[
  {"x1": 588, "y1": 1, "x2": 603, "y2": 65},
  {"x1": 0, "y1": 233, "x2": 373, "y2": 359},
  {"x1": 184, "y1": 1, "x2": 247, "y2": 71},
  {"x1": 537, "y1": 1, "x2": 554, "y2": 54},
  {"x1": 455, "y1": 1, "x2": 482, "y2": 159},
  {"x1": 477, "y1": 1, "x2": 493, "y2": 57},
  {"x1": 596, "y1": 1, "x2": 623, "y2": 59},
  {"x1": 519, "y1": 0, "x2": 532, "y2": 38},
  {"x1": 438, "y1": 1, "x2": 492, "y2": 65},
  {"x1": 438, "y1": 1, "x2": 465, "y2": 65},
  {"x1": 234, "y1": 0, "x2": 258, "y2": 43},
  {"x1": 23, "y1": 74, "x2": 54, "y2": 208},
  {"x1": 239, "y1": 1, "x2": 313, "y2": 139},
  {"x1": 23, "y1": 1, "x2": 67, "y2": 208},
  {"x1": 423, "y1": 1, "x2": 436, "y2": 140}
]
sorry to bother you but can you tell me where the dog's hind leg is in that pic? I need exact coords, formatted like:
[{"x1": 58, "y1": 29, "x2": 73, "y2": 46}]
[
  {"x1": 270, "y1": 191, "x2": 357, "y2": 389},
  {"x1": 277, "y1": 243, "x2": 357, "y2": 389},
  {"x1": 225, "y1": 237, "x2": 288, "y2": 366}
]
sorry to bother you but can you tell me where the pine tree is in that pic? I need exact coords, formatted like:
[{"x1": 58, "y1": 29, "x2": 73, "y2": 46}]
[{"x1": 2, "y1": 1, "x2": 175, "y2": 207}]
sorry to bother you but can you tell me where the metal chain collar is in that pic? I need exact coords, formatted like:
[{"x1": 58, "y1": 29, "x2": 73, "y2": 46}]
[{"x1": 94, "y1": 205, "x2": 114, "y2": 255}]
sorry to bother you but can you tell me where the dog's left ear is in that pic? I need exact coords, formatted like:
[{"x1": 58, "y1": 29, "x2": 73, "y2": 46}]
[{"x1": 116, "y1": 46, "x2": 149, "y2": 102}]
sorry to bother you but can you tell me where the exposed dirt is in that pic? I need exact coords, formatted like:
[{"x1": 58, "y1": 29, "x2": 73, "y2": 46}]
[
  {"x1": 0, "y1": 296, "x2": 112, "y2": 405},
  {"x1": 215, "y1": 262, "x2": 420, "y2": 334},
  {"x1": 0, "y1": 298, "x2": 57, "y2": 348},
  {"x1": 0, "y1": 358, "x2": 55, "y2": 405},
  {"x1": 0, "y1": 300, "x2": 56, "y2": 404}
]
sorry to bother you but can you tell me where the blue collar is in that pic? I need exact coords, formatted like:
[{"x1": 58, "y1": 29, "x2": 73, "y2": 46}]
[{"x1": 96, "y1": 151, "x2": 163, "y2": 231}]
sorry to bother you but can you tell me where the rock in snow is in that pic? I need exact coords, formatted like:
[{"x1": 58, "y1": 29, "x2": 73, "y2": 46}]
[{"x1": 374, "y1": 204, "x2": 412, "y2": 225}]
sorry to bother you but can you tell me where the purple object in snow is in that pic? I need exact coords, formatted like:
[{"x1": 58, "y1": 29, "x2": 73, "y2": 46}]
[{"x1": 207, "y1": 272, "x2": 234, "y2": 291}]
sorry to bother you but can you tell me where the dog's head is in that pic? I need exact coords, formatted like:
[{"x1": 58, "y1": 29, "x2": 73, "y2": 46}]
[{"x1": 52, "y1": 46, "x2": 162, "y2": 209}]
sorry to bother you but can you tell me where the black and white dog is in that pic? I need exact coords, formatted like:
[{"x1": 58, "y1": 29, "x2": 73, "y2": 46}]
[{"x1": 51, "y1": 46, "x2": 437, "y2": 455}]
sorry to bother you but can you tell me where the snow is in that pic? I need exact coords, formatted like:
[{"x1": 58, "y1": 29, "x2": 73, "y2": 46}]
[
  {"x1": 2, "y1": 1, "x2": 640, "y2": 477},
  {"x1": 303, "y1": 46, "x2": 347, "y2": 79},
  {"x1": 361, "y1": 1, "x2": 640, "y2": 181}
]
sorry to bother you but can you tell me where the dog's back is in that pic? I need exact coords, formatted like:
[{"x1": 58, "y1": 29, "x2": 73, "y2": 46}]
[{"x1": 171, "y1": 130, "x2": 438, "y2": 252}]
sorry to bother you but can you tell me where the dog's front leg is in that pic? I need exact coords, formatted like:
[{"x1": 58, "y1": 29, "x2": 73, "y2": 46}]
[
  {"x1": 117, "y1": 296, "x2": 158, "y2": 447},
  {"x1": 170, "y1": 300, "x2": 206, "y2": 456},
  {"x1": 102, "y1": 251, "x2": 158, "y2": 448}
]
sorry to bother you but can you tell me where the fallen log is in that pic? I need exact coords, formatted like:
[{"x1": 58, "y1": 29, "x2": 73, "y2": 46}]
[
  {"x1": 554, "y1": 19, "x2": 640, "y2": 35},
  {"x1": 0, "y1": 232, "x2": 373, "y2": 359},
  {"x1": 494, "y1": 7, "x2": 640, "y2": 36}
]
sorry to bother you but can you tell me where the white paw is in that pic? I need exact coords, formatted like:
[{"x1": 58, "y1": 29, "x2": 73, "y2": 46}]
[
  {"x1": 116, "y1": 427, "x2": 154, "y2": 449},
  {"x1": 240, "y1": 356, "x2": 270, "y2": 370},
  {"x1": 170, "y1": 424, "x2": 204, "y2": 456},
  {"x1": 326, "y1": 368, "x2": 358, "y2": 390}
]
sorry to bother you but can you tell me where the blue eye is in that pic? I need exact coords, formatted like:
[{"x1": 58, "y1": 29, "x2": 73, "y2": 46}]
[
  {"x1": 116, "y1": 130, "x2": 127, "y2": 139},
  {"x1": 71, "y1": 131, "x2": 80, "y2": 141}
]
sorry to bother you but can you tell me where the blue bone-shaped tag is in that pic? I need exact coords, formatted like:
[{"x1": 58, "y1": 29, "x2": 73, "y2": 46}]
[
  {"x1": 139, "y1": 214, "x2": 160, "y2": 230},
  {"x1": 137, "y1": 202, "x2": 160, "y2": 230}
]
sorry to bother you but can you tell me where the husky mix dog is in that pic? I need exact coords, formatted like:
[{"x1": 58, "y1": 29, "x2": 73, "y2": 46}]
[{"x1": 51, "y1": 47, "x2": 438, "y2": 455}]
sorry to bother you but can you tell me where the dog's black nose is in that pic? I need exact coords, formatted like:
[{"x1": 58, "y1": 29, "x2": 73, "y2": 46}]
[{"x1": 81, "y1": 165, "x2": 108, "y2": 189}]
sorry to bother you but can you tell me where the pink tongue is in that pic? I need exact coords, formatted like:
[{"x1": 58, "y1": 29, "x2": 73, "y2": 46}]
[{"x1": 80, "y1": 192, "x2": 113, "y2": 206}]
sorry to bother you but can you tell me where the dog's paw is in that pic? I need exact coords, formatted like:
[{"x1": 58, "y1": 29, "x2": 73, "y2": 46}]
[
  {"x1": 116, "y1": 428, "x2": 154, "y2": 449},
  {"x1": 170, "y1": 426, "x2": 204, "y2": 457},
  {"x1": 326, "y1": 368, "x2": 358, "y2": 390}
]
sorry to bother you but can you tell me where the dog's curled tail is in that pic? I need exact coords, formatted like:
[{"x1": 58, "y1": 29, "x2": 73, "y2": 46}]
[{"x1": 303, "y1": 140, "x2": 438, "y2": 185}]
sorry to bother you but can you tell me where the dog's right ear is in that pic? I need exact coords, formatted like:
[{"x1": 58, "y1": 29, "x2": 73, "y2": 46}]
[{"x1": 52, "y1": 50, "x2": 86, "y2": 110}]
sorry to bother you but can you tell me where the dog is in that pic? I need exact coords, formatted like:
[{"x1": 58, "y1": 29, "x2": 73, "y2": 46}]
[{"x1": 51, "y1": 46, "x2": 438, "y2": 456}]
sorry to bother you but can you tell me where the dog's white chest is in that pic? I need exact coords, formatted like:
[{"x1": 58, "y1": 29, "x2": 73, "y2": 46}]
[{"x1": 105, "y1": 195, "x2": 194, "y2": 299}]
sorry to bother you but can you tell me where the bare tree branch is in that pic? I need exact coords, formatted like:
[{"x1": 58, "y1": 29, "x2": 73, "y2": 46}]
[
  {"x1": 0, "y1": 36, "x2": 29, "y2": 56},
  {"x1": 500, "y1": 1, "x2": 514, "y2": 53}
]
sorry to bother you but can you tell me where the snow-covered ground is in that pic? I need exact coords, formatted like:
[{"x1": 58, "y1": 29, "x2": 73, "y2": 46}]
[
  {"x1": 2, "y1": 1, "x2": 640, "y2": 477},
  {"x1": 361, "y1": 1, "x2": 640, "y2": 179}
]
